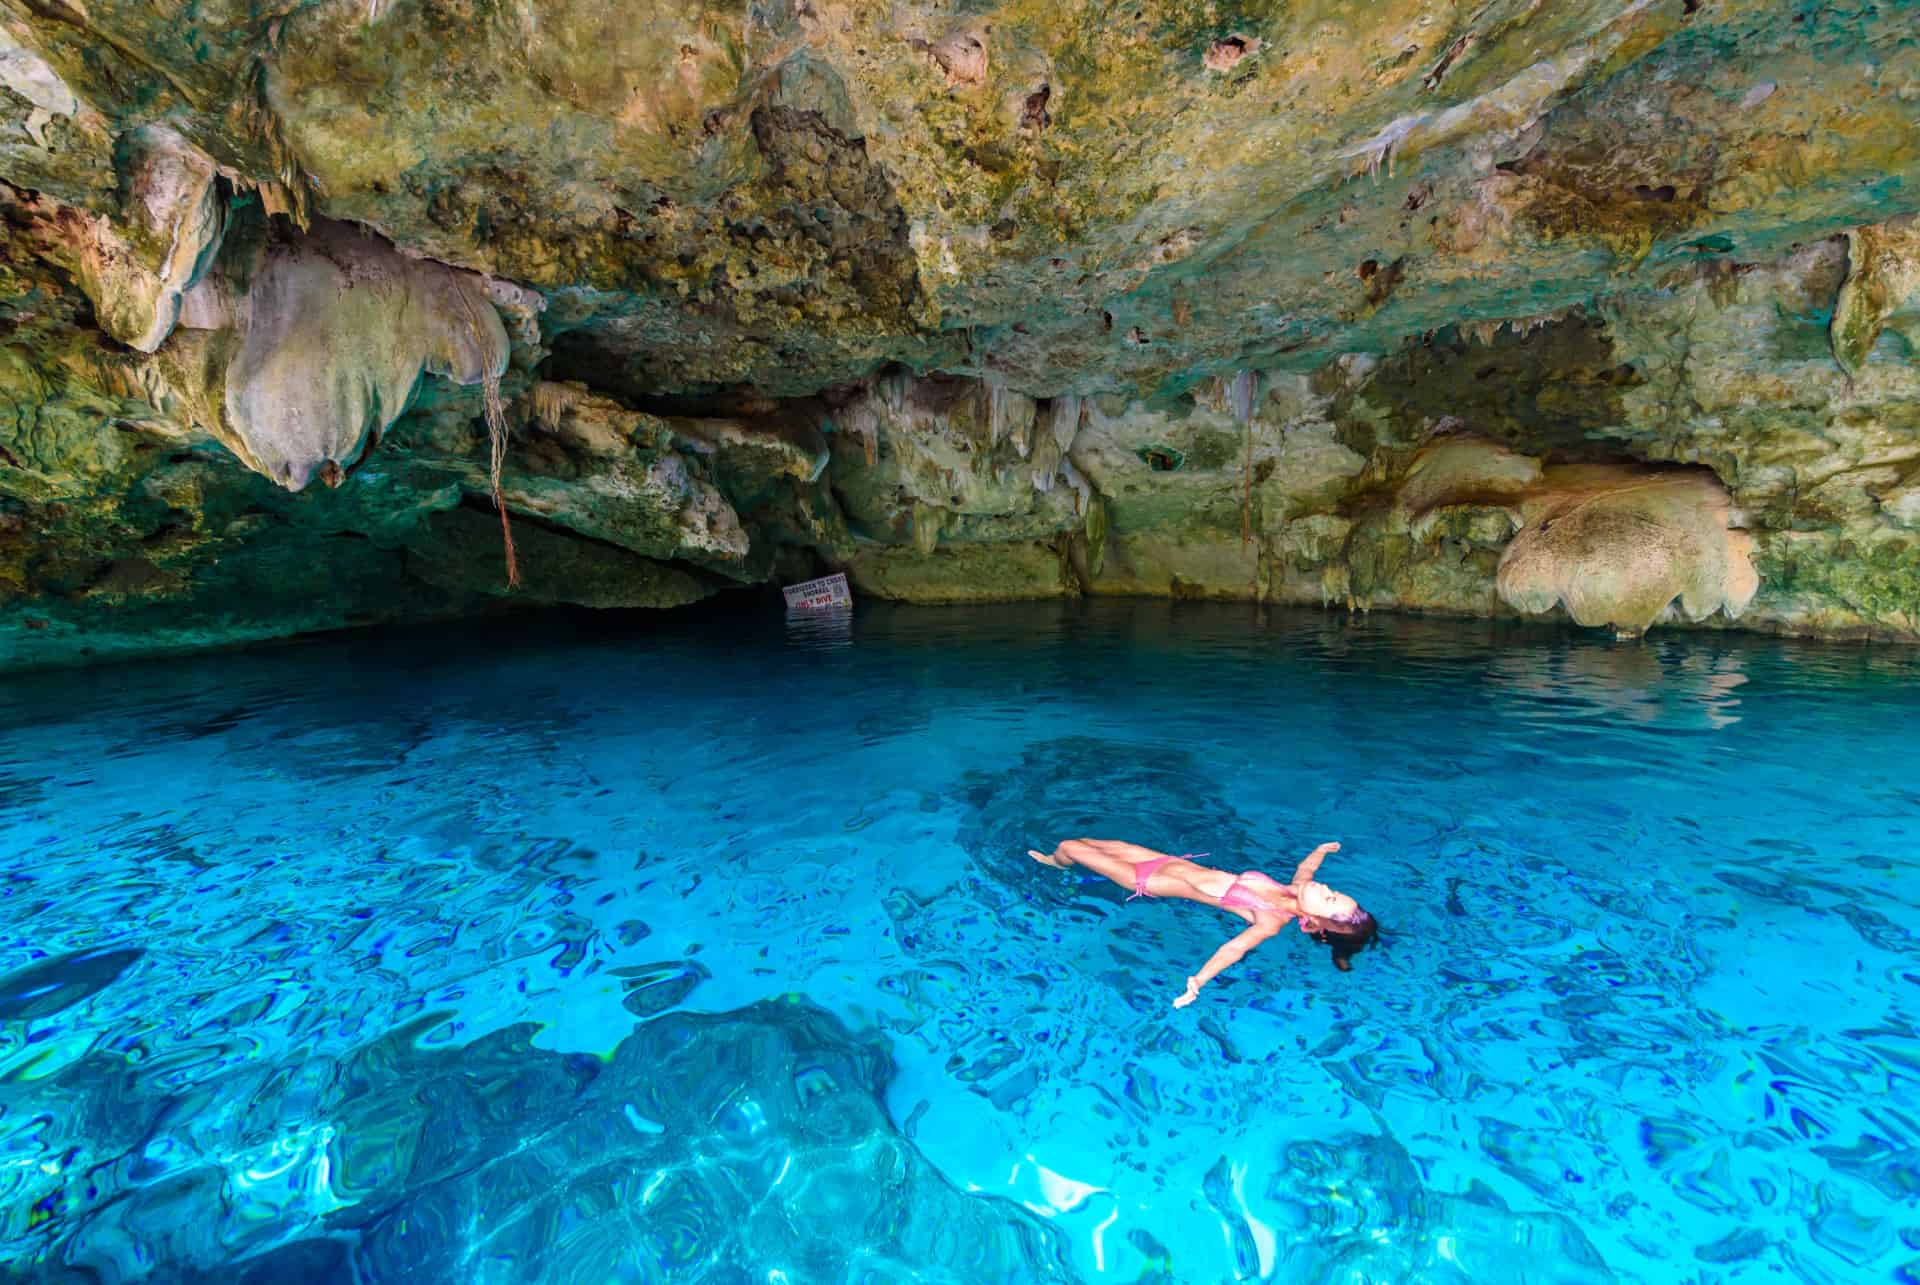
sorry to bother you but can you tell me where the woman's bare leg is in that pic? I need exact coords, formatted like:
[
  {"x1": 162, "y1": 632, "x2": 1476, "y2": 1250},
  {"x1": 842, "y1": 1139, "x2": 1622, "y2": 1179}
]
[{"x1": 1028, "y1": 838, "x2": 1159, "y2": 891}]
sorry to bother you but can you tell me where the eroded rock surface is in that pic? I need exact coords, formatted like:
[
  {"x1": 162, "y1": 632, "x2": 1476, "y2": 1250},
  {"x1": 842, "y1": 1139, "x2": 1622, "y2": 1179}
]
[
  {"x1": 2, "y1": 0, "x2": 1920, "y2": 663},
  {"x1": 60, "y1": 125, "x2": 224, "y2": 354},
  {"x1": 1496, "y1": 466, "x2": 1758, "y2": 636}
]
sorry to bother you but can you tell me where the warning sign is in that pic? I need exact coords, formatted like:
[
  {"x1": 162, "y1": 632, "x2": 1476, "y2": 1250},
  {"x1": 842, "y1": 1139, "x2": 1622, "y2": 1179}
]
[{"x1": 783, "y1": 572, "x2": 853, "y2": 612}]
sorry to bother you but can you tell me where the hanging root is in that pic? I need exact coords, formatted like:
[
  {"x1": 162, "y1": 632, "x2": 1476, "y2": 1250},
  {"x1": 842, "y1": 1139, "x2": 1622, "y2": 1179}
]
[
  {"x1": 454, "y1": 284, "x2": 520, "y2": 589},
  {"x1": 479, "y1": 366, "x2": 520, "y2": 589}
]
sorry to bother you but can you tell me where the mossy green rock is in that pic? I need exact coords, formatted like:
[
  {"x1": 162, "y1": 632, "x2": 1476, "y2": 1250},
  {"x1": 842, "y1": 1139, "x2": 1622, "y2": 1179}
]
[{"x1": 3, "y1": 0, "x2": 1920, "y2": 664}]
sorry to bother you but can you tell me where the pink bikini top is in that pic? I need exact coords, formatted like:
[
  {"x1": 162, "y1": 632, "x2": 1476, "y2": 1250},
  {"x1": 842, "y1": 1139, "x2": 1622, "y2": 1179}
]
[{"x1": 1218, "y1": 871, "x2": 1292, "y2": 914}]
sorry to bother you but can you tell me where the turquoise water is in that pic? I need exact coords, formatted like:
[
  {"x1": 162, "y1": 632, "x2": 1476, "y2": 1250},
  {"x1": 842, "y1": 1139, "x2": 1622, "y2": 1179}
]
[{"x1": 2, "y1": 601, "x2": 1918, "y2": 1283}]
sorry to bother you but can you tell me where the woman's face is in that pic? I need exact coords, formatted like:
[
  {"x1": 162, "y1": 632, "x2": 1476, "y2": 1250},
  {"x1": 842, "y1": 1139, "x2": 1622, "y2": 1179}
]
[{"x1": 1296, "y1": 880, "x2": 1359, "y2": 928}]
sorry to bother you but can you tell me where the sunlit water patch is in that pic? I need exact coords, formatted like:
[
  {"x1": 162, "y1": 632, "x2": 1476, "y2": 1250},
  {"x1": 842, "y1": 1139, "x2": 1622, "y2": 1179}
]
[{"x1": 2, "y1": 602, "x2": 1917, "y2": 1283}]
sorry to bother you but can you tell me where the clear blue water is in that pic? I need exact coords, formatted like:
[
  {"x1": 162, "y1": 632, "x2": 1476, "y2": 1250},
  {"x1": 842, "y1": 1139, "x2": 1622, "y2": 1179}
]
[{"x1": 2, "y1": 601, "x2": 1918, "y2": 1284}]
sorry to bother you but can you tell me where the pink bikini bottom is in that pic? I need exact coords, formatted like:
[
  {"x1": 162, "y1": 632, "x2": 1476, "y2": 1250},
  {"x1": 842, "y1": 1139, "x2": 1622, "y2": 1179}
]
[{"x1": 1129, "y1": 854, "x2": 1288, "y2": 913}]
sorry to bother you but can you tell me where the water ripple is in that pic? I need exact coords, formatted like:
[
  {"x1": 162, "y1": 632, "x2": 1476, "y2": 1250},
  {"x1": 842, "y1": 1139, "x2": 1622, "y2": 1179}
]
[{"x1": 0, "y1": 602, "x2": 1917, "y2": 1282}]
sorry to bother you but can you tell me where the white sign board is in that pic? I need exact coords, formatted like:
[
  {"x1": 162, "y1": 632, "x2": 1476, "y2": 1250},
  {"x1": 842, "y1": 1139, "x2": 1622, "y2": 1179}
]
[{"x1": 783, "y1": 572, "x2": 852, "y2": 612}]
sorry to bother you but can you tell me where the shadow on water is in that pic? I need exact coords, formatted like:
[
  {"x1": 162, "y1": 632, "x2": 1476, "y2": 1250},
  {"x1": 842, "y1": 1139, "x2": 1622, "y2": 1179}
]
[{"x1": 956, "y1": 736, "x2": 1255, "y2": 909}]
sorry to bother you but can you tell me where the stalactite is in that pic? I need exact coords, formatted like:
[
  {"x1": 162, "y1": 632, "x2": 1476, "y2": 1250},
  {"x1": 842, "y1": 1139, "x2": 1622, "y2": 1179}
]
[
  {"x1": 1050, "y1": 395, "x2": 1082, "y2": 456},
  {"x1": 1059, "y1": 457, "x2": 1092, "y2": 516},
  {"x1": 1226, "y1": 370, "x2": 1256, "y2": 425},
  {"x1": 985, "y1": 374, "x2": 1011, "y2": 449},
  {"x1": 1031, "y1": 395, "x2": 1084, "y2": 495},
  {"x1": 879, "y1": 369, "x2": 909, "y2": 416},
  {"x1": 1241, "y1": 425, "x2": 1253, "y2": 547}
]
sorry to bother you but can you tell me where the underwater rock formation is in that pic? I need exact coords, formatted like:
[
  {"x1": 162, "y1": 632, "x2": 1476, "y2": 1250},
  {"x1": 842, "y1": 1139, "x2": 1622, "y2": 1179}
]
[
  {"x1": 15, "y1": 998, "x2": 1076, "y2": 1282},
  {"x1": 1267, "y1": 1128, "x2": 1615, "y2": 1283},
  {"x1": 2, "y1": 0, "x2": 1920, "y2": 663}
]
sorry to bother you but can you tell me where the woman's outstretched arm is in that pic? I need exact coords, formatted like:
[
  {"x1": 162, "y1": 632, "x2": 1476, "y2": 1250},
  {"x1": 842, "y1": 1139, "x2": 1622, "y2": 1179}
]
[
  {"x1": 1289, "y1": 840, "x2": 1340, "y2": 886},
  {"x1": 1173, "y1": 922, "x2": 1281, "y2": 1007}
]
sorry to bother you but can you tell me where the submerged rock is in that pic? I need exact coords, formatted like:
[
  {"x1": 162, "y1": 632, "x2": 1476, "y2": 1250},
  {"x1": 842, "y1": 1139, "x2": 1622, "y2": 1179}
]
[
  {"x1": 1267, "y1": 1128, "x2": 1616, "y2": 1283},
  {"x1": 22, "y1": 999, "x2": 1076, "y2": 1283},
  {"x1": 0, "y1": 946, "x2": 142, "y2": 1021}
]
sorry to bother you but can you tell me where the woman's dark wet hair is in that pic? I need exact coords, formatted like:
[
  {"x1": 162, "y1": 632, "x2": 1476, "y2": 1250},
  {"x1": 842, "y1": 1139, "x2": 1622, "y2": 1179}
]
[{"x1": 1311, "y1": 910, "x2": 1379, "y2": 972}]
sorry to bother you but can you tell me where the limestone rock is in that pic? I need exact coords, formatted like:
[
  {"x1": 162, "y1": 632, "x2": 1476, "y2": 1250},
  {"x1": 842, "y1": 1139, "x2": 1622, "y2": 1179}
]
[
  {"x1": 1395, "y1": 436, "x2": 1540, "y2": 541},
  {"x1": 0, "y1": 27, "x2": 78, "y2": 144},
  {"x1": 65, "y1": 125, "x2": 224, "y2": 353},
  {"x1": 3, "y1": 0, "x2": 1920, "y2": 662},
  {"x1": 524, "y1": 380, "x2": 672, "y2": 458},
  {"x1": 668, "y1": 409, "x2": 829, "y2": 491},
  {"x1": 0, "y1": 25, "x2": 110, "y2": 199},
  {"x1": 1496, "y1": 466, "x2": 1758, "y2": 635},
  {"x1": 216, "y1": 221, "x2": 509, "y2": 491},
  {"x1": 1830, "y1": 218, "x2": 1920, "y2": 376},
  {"x1": 829, "y1": 373, "x2": 1082, "y2": 542},
  {"x1": 511, "y1": 380, "x2": 751, "y2": 565},
  {"x1": 403, "y1": 506, "x2": 718, "y2": 608}
]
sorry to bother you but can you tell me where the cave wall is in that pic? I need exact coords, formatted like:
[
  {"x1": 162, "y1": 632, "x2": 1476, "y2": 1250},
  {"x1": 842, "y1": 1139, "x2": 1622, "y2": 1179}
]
[
  {"x1": 822, "y1": 233, "x2": 1920, "y2": 640},
  {"x1": 2, "y1": 0, "x2": 1920, "y2": 666}
]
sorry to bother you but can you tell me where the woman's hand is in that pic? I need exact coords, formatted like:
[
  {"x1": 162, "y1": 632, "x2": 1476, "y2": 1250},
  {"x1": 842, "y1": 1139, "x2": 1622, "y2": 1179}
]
[
  {"x1": 1293, "y1": 841, "x2": 1341, "y2": 890},
  {"x1": 1172, "y1": 977, "x2": 1202, "y2": 1008}
]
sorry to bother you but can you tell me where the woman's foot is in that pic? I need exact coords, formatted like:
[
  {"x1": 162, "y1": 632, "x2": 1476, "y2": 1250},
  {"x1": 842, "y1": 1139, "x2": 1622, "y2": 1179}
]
[{"x1": 1028, "y1": 848, "x2": 1071, "y2": 868}]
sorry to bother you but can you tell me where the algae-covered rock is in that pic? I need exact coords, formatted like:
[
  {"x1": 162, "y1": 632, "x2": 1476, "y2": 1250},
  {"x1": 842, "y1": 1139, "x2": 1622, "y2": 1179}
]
[
  {"x1": 1830, "y1": 219, "x2": 1920, "y2": 377},
  {"x1": 403, "y1": 506, "x2": 718, "y2": 608},
  {"x1": 2, "y1": 0, "x2": 1920, "y2": 662},
  {"x1": 0, "y1": 342, "x2": 132, "y2": 484}
]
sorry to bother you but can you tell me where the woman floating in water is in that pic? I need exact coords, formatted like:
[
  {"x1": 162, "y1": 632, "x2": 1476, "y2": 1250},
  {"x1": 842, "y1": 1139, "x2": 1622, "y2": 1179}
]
[{"x1": 1027, "y1": 838, "x2": 1378, "y2": 1007}]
